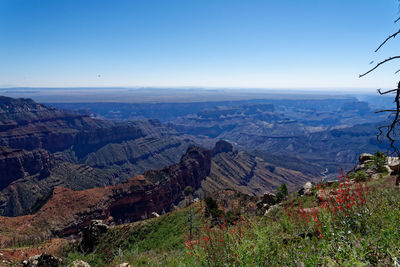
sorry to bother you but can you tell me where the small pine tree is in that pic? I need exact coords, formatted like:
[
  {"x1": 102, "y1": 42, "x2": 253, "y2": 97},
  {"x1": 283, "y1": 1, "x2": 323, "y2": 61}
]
[
  {"x1": 275, "y1": 183, "x2": 288, "y2": 202},
  {"x1": 204, "y1": 197, "x2": 224, "y2": 225},
  {"x1": 373, "y1": 151, "x2": 387, "y2": 173}
]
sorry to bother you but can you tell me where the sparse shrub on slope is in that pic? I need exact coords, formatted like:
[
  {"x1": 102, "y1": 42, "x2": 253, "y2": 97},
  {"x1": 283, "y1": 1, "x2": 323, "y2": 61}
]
[
  {"x1": 182, "y1": 171, "x2": 400, "y2": 266},
  {"x1": 275, "y1": 183, "x2": 288, "y2": 203},
  {"x1": 372, "y1": 151, "x2": 387, "y2": 173},
  {"x1": 349, "y1": 170, "x2": 367, "y2": 182},
  {"x1": 64, "y1": 171, "x2": 400, "y2": 266}
]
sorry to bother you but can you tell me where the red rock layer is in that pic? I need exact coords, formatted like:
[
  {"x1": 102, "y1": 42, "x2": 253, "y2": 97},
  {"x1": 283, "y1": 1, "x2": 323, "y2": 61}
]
[{"x1": 0, "y1": 146, "x2": 211, "y2": 247}]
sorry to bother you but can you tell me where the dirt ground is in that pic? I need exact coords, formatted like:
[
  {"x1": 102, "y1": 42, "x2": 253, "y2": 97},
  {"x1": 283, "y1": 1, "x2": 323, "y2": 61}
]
[{"x1": 0, "y1": 238, "x2": 69, "y2": 266}]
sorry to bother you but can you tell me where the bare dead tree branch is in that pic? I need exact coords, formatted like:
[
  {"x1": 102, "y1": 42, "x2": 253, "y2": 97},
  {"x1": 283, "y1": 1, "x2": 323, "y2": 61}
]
[
  {"x1": 375, "y1": 82, "x2": 400, "y2": 155},
  {"x1": 374, "y1": 109, "x2": 397, "y2": 114},
  {"x1": 375, "y1": 29, "x2": 400, "y2": 52},
  {"x1": 377, "y1": 123, "x2": 399, "y2": 155},
  {"x1": 361, "y1": 9, "x2": 400, "y2": 157},
  {"x1": 389, "y1": 86, "x2": 400, "y2": 134},
  {"x1": 377, "y1": 88, "x2": 399, "y2": 94},
  {"x1": 359, "y1": 56, "x2": 400, "y2": 77}
]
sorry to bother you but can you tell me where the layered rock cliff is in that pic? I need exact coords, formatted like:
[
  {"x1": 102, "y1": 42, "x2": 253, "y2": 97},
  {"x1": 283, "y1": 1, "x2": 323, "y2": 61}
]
[
  {"x1": 0, "y1": 140, "x2": 324, "y2": 248},
  {"x1": 0, "y1": 146, "x2": 211, "y2": 246},
  {"x1": 201, "y1": 142, "x2": 321, "y2": 196},
  {"x1": 0, "y1": 96, "x2": 195, "y2": 216},
  {"x1": 0, "y1": 147, "x2": 53, "y2": 190}
]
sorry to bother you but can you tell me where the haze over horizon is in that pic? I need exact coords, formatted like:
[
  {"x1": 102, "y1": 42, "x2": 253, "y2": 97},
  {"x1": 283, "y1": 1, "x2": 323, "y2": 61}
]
[{"x1": 1, "y1": 0, "x2": 399, "y2": 90}]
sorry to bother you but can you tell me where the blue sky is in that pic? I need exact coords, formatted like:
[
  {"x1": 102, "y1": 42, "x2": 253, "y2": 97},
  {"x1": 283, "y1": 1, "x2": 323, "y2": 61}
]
[{"x1": 0, "y1": 0, "x2": 399, "y2": 90}]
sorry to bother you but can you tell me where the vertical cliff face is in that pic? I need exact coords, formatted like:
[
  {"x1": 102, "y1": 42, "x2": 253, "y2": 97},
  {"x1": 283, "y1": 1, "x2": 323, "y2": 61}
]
[
  {"x1": 0, "y1": 147, "x2": 53, "y2": 190},
  {"x1": 0, "y1": 96, "x2": 149, "y2": 154},
  {"x1": 0, "y1": 145, "x2": 212, "y2": 244},
  {"x1": 108, "y1": 146, "x2": 211, "y2": 223},
  {"x1": 0, "y1": 97, "x2": 197, "y2": 217}
]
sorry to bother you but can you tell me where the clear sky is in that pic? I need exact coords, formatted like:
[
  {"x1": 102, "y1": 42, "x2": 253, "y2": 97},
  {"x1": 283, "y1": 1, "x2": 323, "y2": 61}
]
[{"x1": 0, "y1": 0, "x2": 399, "y2": 90}]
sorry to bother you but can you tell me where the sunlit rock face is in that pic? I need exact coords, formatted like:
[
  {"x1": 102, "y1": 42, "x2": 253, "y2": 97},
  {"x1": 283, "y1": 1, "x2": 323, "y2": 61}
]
[{"x1": 0, "y1": 96, "x2": 193, "y2": 217}]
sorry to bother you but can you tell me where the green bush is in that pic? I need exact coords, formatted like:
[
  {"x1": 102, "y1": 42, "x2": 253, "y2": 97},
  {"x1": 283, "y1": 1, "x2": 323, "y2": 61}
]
[
  {"x1": 204, "y1": 197, "x2": 224, "y2": 225},
  {"x1": 349, "y1": 170, "x2": 367, "y2": 182},
  {"x1": 372, "y1": 151, "x2": 387, "y2": 173},
  {"x1": 64, "y1": 175, "x2": 400, "y2": 266},
  {"x1": 183, "y1": 181, "x2": 400, "y2": 266},
  {"x1": 275, "y1": 183, "x2": 288, "y2": 202}
]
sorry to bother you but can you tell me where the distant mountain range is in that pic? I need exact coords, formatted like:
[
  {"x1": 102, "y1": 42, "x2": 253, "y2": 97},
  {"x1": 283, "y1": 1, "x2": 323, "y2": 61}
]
[{"x1": 52, "y1": 97, "x2": 389, "y2": 177}]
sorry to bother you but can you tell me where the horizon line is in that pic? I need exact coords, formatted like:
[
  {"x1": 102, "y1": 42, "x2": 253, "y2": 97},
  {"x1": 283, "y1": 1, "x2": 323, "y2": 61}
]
[{"x1": 0, "y1": 85, "x2": 380, "y2": 92}]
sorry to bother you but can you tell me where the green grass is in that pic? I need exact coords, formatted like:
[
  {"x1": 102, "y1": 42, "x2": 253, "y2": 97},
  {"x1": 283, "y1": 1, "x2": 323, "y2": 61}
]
[
  {"x1": 65, "y1": 204, "x2": 203, "y2": 266},
  {"x1": 65, "y1": 176, "x2": 400, "y2": 266}
]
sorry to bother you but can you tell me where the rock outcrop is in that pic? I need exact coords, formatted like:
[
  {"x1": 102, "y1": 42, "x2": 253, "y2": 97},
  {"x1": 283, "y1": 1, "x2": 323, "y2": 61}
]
[
  {"x1": 211, "y1": 189, "x2": 262, "y2": 215},
  {"x1": 80, "y1": 220, "x2": 109, "y2": 253},
  {"x1": 200, "y1": 149, "x2": 320, "y2": 197},
  {"x1": 22, "y1": 253, "x2": 61, "y2": 267},
  {"x1": 387, "y1": 157, "x2": 400, "y2": 173},
  {"x1": 211, "y1": 140, "x2": 233, "y2": 156},
  {"x1": 359, "y1": 153, "x2": 373, "y2": 164},
  {"x1": 354, "y1": 152, "x2": 396, "y2": 178},
  {"x1": 302, "y1": 182, "x2": 313, "y2": 196},
  {"x1": 69, "y1": 260, "x2": 91, "y2": 267},
  {"x1": 0, "y1": 147, "x2": 53, "y2": 190},
  {"x1": 108, "y1": 146, "x2": 211, "y2": 224},
  {"x1": 0, "y1": 96, "x2": 194, "y2": 216},
  {"x1": 0, "y1": 145, "x2": 211, "y2": 246}
]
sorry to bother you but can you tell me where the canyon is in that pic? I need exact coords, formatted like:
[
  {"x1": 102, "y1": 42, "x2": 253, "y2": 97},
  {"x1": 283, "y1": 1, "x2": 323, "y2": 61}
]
[
  {"x1": 0, "y1": 96, "x2": 194, "y2": 216},
  {"x1": 0, "y1": 94, "x2": 388, "y2": 217},
  {"x1": 0, "y1": 139, "x2": 322, "y2": 248}
]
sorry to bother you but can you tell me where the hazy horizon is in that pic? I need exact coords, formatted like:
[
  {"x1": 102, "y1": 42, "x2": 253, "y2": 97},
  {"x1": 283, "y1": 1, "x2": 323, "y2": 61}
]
[
  {"x1": 0, "y1": 86, "x2": 387, "y2": 92},
  {"x1": 0, "y1": 86, "x2": 391, "y2": 104}
]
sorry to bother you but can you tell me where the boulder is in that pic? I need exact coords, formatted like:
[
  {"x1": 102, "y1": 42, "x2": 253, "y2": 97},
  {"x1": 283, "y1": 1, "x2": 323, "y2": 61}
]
[
  {"x1": 256, "y1": 201, "x2": 270, "y2": 215},
  {"x1": 119, "y1": 263, "x2": 131, "y2": 267},
  {"x1": 262, "y1": 192, "x2": 276, "y2": 205},
  {"x1": 264, "y1": 203, "x2": 281, "y2": 216},
  {"x1": 150, "y1": 212, "x2": 160, "y2": 218},
  {"x1": 365, "y1": 167, "x2": 376, "y2": 176},
  {"x1": 25, "y1": 255, "x2": 40, "y2": 266},
  {"x1": 359, "y1": 153, "x2": 373, "y2": 164},
  {"x1": 371, "y1": 173, "x2": 380, "y2": 180},
  {"x1": 22, "y1": 253, "x2": 60, "y2": 267},
  {"x1": 299, "y1": 182, "x2": 313, "y2": 196},
  {"x1": 69, "y1": 260, "x2": 91, "y2": 267},
  {"x1": 354, "y1": 164, "x2": 365, "y2": 172},
  {"x1": 363, "y1": 159, "x2": 373, "y2": 165},
  {"x1": 385, "y1": 165, "x2": 392, "y2": 174},
  {"x1": 257, "y1": 192, "x2": 276, "y2": 214},
  {"x1": 387, "y1": 157, "x2": 400, "y2": 173},
  {"x1": 79, "y1": 220, "x2": 109, "y2": 253}
]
